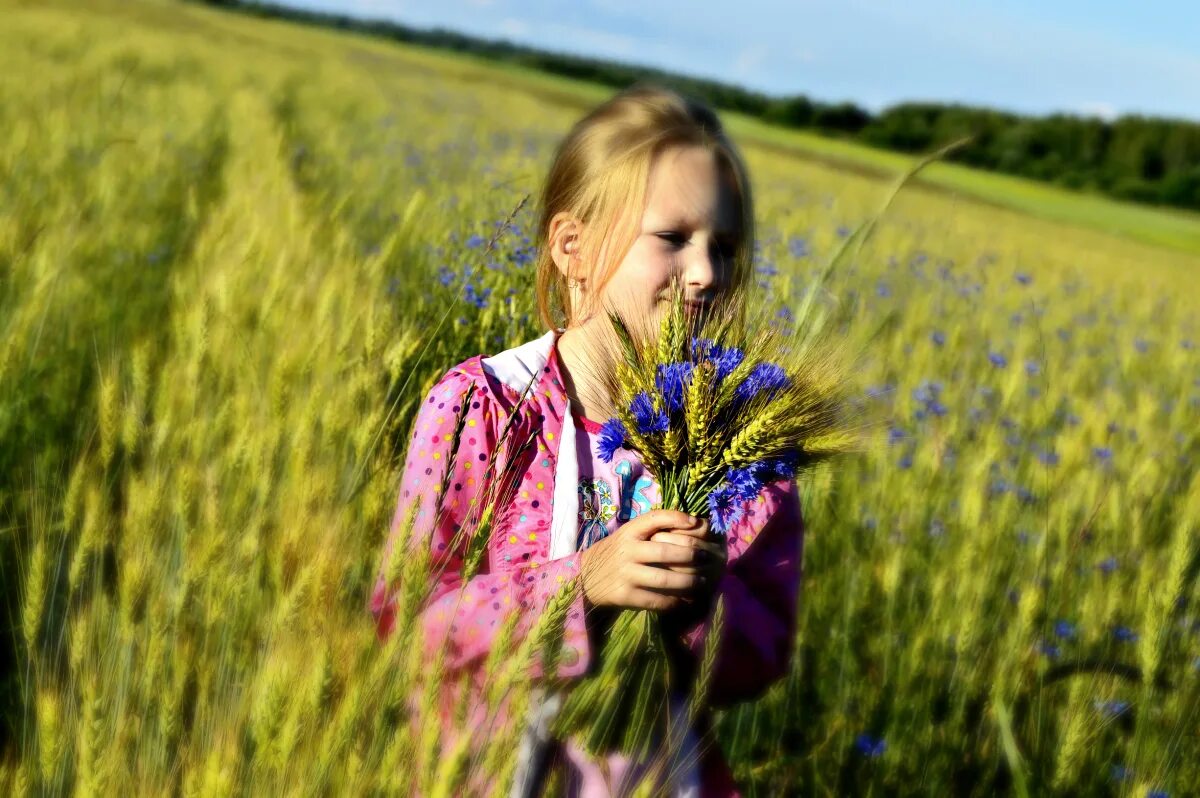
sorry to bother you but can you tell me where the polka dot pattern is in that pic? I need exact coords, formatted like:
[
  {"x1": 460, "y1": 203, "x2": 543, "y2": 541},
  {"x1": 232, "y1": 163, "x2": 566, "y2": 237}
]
[
  {"x1": 368, "y1": 353, "x2": 592, "y2": 693},
  {"x1": 367, "y1": 338, "x2": 807, "y2": 735}
]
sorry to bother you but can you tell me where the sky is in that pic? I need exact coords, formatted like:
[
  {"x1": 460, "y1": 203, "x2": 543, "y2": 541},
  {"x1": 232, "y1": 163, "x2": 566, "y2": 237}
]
[{"x1": 282, "y1": 0, "x2": 1200, "y2": 122}]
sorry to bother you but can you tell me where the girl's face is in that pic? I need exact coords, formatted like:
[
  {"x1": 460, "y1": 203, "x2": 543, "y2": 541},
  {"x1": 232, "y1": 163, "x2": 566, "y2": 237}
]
[{"x1": 557, "y1": 144, "x2": 743, "y2": 330}]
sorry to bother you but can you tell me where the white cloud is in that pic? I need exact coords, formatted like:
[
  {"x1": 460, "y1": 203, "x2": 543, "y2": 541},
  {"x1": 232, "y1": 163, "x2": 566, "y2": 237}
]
[
  {"x1": 498, "y1": 17, "x2": 530, "y2": 37},
  {"x1": 1076, "y1": 102, "x2": 1117, "y2": 121},
  {"x1": 536, "y1": 21, "x2": 637, "y2": 56},
  {"x1": 732, "y1": 45, "x2": 769, "y2": 78}
]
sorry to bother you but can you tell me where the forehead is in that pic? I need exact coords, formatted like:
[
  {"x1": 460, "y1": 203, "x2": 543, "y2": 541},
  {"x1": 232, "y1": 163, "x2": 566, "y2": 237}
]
[{"x1": 641, "y1": 146, "x2": 741, "y2": 235}]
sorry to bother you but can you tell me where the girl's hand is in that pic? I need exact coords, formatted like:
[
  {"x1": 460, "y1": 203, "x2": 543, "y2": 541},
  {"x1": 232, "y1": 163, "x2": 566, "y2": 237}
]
[
  {"x1": 579, "y1": 510, "x2": 711, "y2": 612},
  {"x1": 650, "y1": 519, "x2": 728, "y2": 630}
]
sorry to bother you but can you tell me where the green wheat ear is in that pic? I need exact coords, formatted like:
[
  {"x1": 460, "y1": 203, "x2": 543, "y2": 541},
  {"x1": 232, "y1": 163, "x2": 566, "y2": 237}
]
[
  {"x1": 609, "y1": 309, "x2": 642, "y2": 372},
  {"x1": 657, "y1": 289, "x2": 686, "y2": 365},
  {"x1": 687, "y1": 593, "x2": 726, "y2": 727}
]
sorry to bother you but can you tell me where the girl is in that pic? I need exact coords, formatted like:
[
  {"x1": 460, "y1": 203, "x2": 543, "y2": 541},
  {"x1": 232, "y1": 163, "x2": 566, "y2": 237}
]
[{"x1": 369, "y1": 83, "x2": 805, "y2": 797}]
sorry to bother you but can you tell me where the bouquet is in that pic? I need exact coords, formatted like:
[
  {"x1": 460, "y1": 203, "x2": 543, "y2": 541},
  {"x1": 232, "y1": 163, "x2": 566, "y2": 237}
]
[{"x1": 550, "y1": 281, "x2": 864, "y2": 759}]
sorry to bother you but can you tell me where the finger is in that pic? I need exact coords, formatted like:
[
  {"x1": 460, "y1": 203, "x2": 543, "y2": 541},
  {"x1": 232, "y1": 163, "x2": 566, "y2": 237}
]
[
  {"x1": 648, "y1": 532, "x2": 722, "y2": 558},
  {"x1": 661, "y1": 563, "x2": 701, "y2": 575},
  {"x1": 631, "y1": 539, "x2": 703, "y2": 566},
  {"x1": 624, "y1": 587, "x2": 684, "y2": 612},
  {"x1": 626, "y1": 562, "x2": 703, "y2": 592},
  {"x1": 657, "y1": 520, "x2": 712, "y2": 540},
  {"x1": 624, "y1": 510, "x2": 701, "y2": 540}
]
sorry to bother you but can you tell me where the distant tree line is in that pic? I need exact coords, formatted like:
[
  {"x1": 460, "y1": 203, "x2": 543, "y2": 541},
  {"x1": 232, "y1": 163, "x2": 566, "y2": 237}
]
[{"x1": 193, "y1": 0, "x2": 1200, "y2": 212}]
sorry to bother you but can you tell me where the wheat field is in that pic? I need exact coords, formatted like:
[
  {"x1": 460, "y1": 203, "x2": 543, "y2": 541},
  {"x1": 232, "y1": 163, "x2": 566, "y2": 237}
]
[{"x1": 2, "y1": 0, "x2": 1198, "y2": 795}]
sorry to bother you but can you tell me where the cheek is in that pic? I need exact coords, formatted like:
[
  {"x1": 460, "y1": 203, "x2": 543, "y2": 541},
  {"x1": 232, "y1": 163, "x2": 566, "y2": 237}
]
[{"x1": 605, "y1": 253, "x2": 674, "y2": 307}]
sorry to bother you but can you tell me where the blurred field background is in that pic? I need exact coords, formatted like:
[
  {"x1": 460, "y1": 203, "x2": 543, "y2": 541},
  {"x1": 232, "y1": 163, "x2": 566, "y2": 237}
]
[{"x1": 2, "y1": 0, "x2": 1198, "y2": 795}]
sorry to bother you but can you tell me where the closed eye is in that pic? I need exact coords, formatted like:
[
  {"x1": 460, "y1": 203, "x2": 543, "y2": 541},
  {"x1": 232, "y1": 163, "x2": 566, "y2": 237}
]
[
  {"x1": 662, "y1": 231, "x2": 734, "y2": 260},
  {"x1": 658, "y1": 232, "x2": 737, "y2": 257}
]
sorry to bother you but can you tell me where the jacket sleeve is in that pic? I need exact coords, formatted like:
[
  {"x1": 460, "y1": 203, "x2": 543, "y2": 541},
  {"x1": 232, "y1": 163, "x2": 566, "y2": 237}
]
[
  {"x1": 367, "y1": 364, "x2": 592, "y2": 683},
  {"x1": 677, "y1": 478, "x2": 804, "y2": 707}
]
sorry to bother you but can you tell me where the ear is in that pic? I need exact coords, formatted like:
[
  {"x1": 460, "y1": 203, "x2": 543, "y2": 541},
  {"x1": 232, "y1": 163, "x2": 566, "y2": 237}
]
[{"x1": 548, "y1": 211, "x2": 587, "y2": 284}]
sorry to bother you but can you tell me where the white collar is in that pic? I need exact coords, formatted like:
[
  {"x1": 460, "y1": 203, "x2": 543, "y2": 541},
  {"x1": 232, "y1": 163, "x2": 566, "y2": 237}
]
[{"x1": 481, "y1": 329, "x2": 580, "y2": 559}]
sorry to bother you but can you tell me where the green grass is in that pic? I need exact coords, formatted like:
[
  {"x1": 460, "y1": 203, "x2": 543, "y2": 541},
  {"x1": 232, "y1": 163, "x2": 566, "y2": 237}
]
[
  {"x1": 235, "y1": 0, "x2": 1200, "y2": 257},
  {"x1": 2, "y1": 1, "x2": 1198, "y2": 796}
]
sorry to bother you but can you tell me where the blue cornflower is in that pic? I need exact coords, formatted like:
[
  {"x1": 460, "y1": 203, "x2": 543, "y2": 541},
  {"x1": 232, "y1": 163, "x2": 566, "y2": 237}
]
[
  {"x1": 853, "y1": 733, "x2": 886, "y2": 758},
  {"x1": 1097, "y1": 556, "x2": 1118, "y2": 574},
  {"x1": 1054, "y1": 620, "x2": 1076, "y2": 639},
  {"x1": 437, "y1": 266, "x2": 456, "y2": 287},
  {"x1": 836, "y1": 224, "x2": 852, "y2": 238},
  {"x1": 1110, "y1": 764, "x2": 1132, "y2": 782},
  {"x1": 788, "y1": 236, "x2": 810, "y2": 258},
  {"x1": 463, "y1": 283, "x2": 491, "y2": 309},
  {"x1": 912, "y1": 380, "x2": 943, "y2": 404},
  {"x1": 707, "y1": 484, "x2": 745, "y2": 535},
  {"x1": 655, "y1": 362, "x2": 694, "y2": 415},
  {"x1": 1094, "y1": 699, "x2": 1130, "y2": 718},
  {"x1": 1025, "y1": 359, "x2": 1041, "y2": 376},
  {"x1": 864, "y1": 383, "x2": 892, "y2": 399},
  {"x1": 1112, "y1": 625, "x2": 1139, "y2": 643},
  {"x1": 988, "y1": 351, "x2": 1008, "y2": 368},
  {"x1": 712, "y1": 346, "x2": 744, "y2": 381},
  {"x1": 465, "y1": 233, "x2": 486, "y2": 249},
  {"x1": 931, "y1": 330, "x2": 946, "y2": 346},
  {"x1": 629, "y1": 392, "x2": 669, "y2": 435},
  {"x1": 690, "y1": 337, "x2": 716, "y2": 359},
  {"x1": 596, "y1": 418, "x2": 627, "y2": 463},
  {"x1": 1093, "y1": 446, "x2": 1114, "y2": 462},
  {"x1": 898, "y1": 451, "x2": 914, "y2": 469},
  {"x1": 726, "y1": 466, "x2": 765, "y2": 503},
  {"x1": 734, "y1": 362, "x2": 790, "y2": 404},
  {"x1": 689, "y1": 338, "x2": 745, "y2": 382},
  {"x1": 1147, "y1": 790, "x2": 1168, "y2": 798},
  {"x1": 876, "y1": 280, "x2": 892, "y2": 298},
  {"x1": 1015, "y1": 272, "x2": 1032, "y2": 285},
  {"x1": 1037, "y1": 639, "x2": 1060, "y2": 658},
  {"x1": 1036, "y1": 449, "x2": 1060, "y2": 467},
  {"x1": 764, "y1": 451, "x2": 800, "y2": 480}
]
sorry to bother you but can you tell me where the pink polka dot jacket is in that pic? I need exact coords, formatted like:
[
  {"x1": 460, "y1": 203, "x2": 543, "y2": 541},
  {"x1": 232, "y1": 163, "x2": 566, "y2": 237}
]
[{"x1": 367, "y1": 329, "x2": 806, "y2": 797}]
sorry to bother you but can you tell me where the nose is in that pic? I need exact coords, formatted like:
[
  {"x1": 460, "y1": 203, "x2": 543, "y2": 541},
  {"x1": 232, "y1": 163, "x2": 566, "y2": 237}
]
[{"x1": 683, "y1": 241, "x2": 724, "y2": 299}]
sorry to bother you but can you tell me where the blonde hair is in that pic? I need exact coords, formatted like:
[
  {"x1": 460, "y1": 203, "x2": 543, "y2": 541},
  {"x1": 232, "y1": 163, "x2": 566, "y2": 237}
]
[{"x1": 534, "y1": 81, "x2": 756, "y2": 331}]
